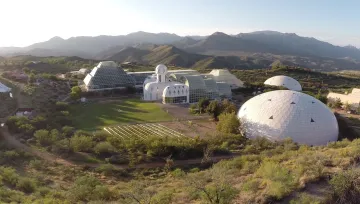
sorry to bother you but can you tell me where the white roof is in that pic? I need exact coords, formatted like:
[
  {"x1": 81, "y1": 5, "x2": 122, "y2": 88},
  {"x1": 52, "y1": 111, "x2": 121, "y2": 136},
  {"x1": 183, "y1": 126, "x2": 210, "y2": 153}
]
[
  {"x1": 162, "y1": 84, "x2": 188, "y2": 97},
  {"x1": 208, "y1": 69, "x2": 244, "y2": 88},
  {"x1": 238, "y1": 90, "x2": 338, "y2": 146},
  {"x1": 264, "y1": 75, "x2": 302, "y2": 91},
  {"x1": 0, "y1": 82, "x2": 11, "y2": 93}
]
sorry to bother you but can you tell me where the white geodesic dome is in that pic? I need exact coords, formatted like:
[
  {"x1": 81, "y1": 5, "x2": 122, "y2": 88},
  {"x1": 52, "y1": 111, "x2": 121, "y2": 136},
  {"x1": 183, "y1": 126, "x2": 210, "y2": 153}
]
[
  {"x1": 264, "y1": 75, "x2": 302, "y2": 91},
  {"x1": 237, "y1": 90, "x2": 338, "y2": 146}
]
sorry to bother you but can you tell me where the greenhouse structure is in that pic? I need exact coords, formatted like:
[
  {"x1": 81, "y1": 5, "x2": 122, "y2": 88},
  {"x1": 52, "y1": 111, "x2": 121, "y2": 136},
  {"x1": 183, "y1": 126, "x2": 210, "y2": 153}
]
[
  {"x1": 143, "y1": 64, "x2": 233, "y2": 104},
  {"x1": 83, "y1": 61, "x2": 136, "y2": 92},
  {"x1": 83, "y1": 61, "x2": 236, "y2": 104}
]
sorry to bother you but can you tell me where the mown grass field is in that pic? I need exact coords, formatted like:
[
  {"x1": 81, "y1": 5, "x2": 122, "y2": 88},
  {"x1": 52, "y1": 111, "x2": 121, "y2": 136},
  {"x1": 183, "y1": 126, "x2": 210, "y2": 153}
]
[{"x1": 70, "y1": 99, "x2": 173, "y2": 131}]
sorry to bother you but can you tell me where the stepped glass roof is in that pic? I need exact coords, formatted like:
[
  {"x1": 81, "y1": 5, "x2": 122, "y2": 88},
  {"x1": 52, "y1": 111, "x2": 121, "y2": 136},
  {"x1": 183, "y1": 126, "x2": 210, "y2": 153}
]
[{"x1": 84, "y1": 61, "x2": 135, "y2": 90}]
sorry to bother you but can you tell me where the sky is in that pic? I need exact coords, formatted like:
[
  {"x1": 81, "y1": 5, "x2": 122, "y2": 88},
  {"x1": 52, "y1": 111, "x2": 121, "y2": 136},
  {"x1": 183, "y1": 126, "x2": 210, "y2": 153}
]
[{"x1": 0, "y1": 0, "x2": 360, "y2": 47}]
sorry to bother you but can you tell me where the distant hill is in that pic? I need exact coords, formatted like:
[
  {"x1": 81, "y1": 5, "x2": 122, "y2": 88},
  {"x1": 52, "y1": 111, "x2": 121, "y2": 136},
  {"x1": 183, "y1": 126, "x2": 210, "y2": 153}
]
[
  {"x1": 236, "y1": 31, "x2": 360, "y2": 60},
  {"x1": 1, "y1": 30, "x2": 360, "y2": 70},
  {"x1": 106, "y1": 45, "x2": 268, "y2": 69},
  {"x1": 184, "y1": 31, "x2": 360, "y2": 61}
]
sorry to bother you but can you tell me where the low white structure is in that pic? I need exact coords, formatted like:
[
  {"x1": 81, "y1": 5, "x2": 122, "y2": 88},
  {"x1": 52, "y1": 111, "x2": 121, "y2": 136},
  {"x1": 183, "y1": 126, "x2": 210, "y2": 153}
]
[
  {"x1": 208, "y1": 69, "x2": 244, "y2": 89},
  {"x1": 264, "y1": 75, "x2": 302, "y2": 91},
  {"x1": 238, "y1": 90, "x2": 338, "y2": 146},
  {"x1": 327, "y1": 88, "x2": 360, "y2": 109},
  {"x1": 162, "y1": 84, "x2": 189, "y2": 104},
  {"x1": 0, "y1": 82, "x2": 11, "y2": 93},
  {"x1": 143, "y1": 64, "x2": 181, "y2": 101}
]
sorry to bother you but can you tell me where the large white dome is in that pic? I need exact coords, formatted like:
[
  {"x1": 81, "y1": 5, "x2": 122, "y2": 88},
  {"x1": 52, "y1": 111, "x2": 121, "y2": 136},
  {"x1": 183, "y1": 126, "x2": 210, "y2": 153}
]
[
  {"x1": 238, "y1": 90, "x2": 338, "y2": 146},
  {"x1": 264, "y1": 75, "x2": 302, "y2": 91}
]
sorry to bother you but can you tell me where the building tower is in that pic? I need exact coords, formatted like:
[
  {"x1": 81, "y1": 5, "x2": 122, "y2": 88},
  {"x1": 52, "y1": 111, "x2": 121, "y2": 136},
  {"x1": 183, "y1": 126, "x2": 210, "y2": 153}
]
[{"x1": 155, "y1": 64, "x2": 167, "y2": 83}]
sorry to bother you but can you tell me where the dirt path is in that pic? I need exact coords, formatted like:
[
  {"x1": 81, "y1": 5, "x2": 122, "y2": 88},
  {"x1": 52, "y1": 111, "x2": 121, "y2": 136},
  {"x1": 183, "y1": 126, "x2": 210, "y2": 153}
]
[
  {"x1": 0, "y1": 127, "x2": 238, "y2": 169},
  {"x1": 0, "y1": 127, "x2": 76, "y2": 167}
]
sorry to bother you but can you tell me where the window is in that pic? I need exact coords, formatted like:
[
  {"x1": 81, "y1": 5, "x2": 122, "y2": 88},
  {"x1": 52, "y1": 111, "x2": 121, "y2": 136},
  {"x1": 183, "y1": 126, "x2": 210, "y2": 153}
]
[{"x1": 269, "y1": 116, "x2": 273, "y2": 119}]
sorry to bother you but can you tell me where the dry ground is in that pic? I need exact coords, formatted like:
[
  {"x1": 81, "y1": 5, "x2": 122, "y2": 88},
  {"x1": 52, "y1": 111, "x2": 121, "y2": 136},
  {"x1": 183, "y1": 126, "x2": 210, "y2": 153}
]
[{"x1": 161, "y1": 120, "x2": 217, "y2": 138}]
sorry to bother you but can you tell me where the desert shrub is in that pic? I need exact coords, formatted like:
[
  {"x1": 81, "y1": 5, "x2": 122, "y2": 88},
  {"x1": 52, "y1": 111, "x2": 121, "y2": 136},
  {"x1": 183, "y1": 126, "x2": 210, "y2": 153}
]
[
  {"x1": 216, "y1": 112, "x2": 240, "y2": 134},
  {"x1": 51, "y1": 139, "x2": 72, "y2": 154},
  {"x1": 29, "y1": 160, "x2": 44, "y2": 170},
  {"x1": 150, "y1": 189, "x2": 174, "y2": 204},
  {"x1": 0, "y1": 187, "x2": 26, "y2": 203},
  {"x1": 255, "y1": 161, "x2": 298, "y2": 199},
  {"x1": 242, "y1": 178, "x2": 261, "y2": 192},
  {"x1": 289, "y1": 193, "x2": 321, "y2": 204},
  {"x1": 68, "y1": 175, "x2": 102, "y2": 202},
  {"x1": 93, "y1": 131, "x2": 108, "y2": 142},
  {"x1": 92, "y1": 185, "x2": 113, "y2": 201},
  {"x1": 16, "y1": 177, "x2": 37, "y2": 193},
  {"x1": 189, "y1": 168, "x2": 200, "y2": 173},
  {"x1": 295, "y1": 153, "x2": 328, "y2": 185},
  {"x1": 171, "y1": 168, "x2": 186, "y2": 178},
  {"x1": 330, "y1": 169, "x2": 360, "y2": 204},
  {"x1": 61, "y1": 126, "x2": 75, "y2": 137},
  {"x1": 36, "y1": 186, "x2": 51, "y2": 197},
  {"x1": 94, "y1": 142, "x2": 116, "y2": 156},
  {"x1": 0, "y1": 150, "x2": 21, "y2": 164},
  {"x1": 95, "y1": 164, "x2": 115, "y2": 176},
  {"x1": 70, "y1": 135, "x2": 94, "y2": 152},
  {"x1": 0, "y1": 166, "x2": 19, "y2": 186},
  {"x1": 34, "y1": 129, "x2": 57, "y2": 146}
]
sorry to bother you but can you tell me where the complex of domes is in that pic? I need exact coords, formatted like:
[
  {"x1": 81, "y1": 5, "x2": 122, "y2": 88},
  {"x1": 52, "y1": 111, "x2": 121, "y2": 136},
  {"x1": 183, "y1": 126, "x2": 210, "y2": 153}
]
[
  {"x1": 264, "y1": 75, "x2": 302, "y2": 91},
  {"x1": 238, "y1": 90, "x2": 338, "y2": 146}
]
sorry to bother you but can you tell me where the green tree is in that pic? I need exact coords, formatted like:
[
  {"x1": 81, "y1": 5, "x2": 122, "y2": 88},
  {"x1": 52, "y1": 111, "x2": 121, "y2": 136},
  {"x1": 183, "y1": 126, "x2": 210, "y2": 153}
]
[
  {"x1": 34, "y1": 130, "x2": 56, "y2": 146},
  {"x1": 70, "y1": 86, "x2": 82, "y2": 100},
  {"x1": 70, "y1": 135, "x2": 94, "y2": 152},
  {"x1": 315, "y1": 90, "x2": 328, "y2": 104},
  {"x1": 198, "y1": 98, "x2": 210, "y2": 114},
  {"x1": 221, "y1": 99, "x2": 237, "y2": 114},
  {"x1": 22, "y1": 67, "x2": 30, "y2": 74},
  {"x1": 216, "y1": 112, "x2": 240, "y2": 134},
  {"x1": 28, "y1": 73, "x2": 36, "y2": 84},
  {"x1": 206, "y1": 100, "x2": 222, "y2": 119}
]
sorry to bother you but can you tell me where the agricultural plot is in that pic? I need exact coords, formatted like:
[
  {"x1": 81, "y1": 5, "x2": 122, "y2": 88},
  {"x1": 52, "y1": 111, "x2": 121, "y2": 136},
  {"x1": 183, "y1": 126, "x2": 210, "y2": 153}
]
[{"x1": 104, "y1": 123, "x2": 186, "y2": 140}]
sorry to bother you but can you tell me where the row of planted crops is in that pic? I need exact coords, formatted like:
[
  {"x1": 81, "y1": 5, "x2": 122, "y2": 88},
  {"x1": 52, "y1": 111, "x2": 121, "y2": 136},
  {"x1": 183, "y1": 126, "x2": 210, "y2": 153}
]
[{"x1": 103, "y1": 123, "x2": 186, "y2": 140}]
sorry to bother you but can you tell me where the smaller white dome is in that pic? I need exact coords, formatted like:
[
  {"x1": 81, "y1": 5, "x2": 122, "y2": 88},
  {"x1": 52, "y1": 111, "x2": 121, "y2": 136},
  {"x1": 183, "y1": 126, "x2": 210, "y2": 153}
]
[
  {"x1": 264, "y1": 75, "x2": 302, "y2": 91},
  {"x1": 155, "y1": 64, "x2": 167, "y2": 74}
]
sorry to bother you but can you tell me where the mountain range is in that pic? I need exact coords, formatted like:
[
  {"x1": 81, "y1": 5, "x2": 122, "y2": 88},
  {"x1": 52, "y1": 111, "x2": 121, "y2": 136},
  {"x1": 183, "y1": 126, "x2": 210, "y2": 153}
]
[{"x1": 1, "y1": 31, "x2": 360, "y2": 71}]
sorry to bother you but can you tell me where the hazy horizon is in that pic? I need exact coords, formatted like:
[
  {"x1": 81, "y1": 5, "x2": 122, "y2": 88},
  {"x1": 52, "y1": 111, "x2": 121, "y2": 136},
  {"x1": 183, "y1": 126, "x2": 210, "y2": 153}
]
[{"x1": 1, "y1": 0, "x2": 360, "y2": 48}]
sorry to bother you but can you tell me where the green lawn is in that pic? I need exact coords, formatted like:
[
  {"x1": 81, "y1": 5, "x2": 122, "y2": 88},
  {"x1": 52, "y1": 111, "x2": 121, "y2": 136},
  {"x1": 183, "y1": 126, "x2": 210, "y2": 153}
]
[{"x1": 70, "y1": 99, "x2": 172, "y2": 131}]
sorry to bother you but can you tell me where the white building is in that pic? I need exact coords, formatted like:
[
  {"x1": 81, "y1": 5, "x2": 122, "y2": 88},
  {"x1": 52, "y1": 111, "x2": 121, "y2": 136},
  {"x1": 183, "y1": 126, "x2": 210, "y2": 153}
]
[
  {"x1": 143, "y1": 64, "x2": 183, "y2": 101},
  {"x1": 264, "y1": 75, "x2": 302, "y2": 91},
  {"x1": 0, "y1": 82, "x2": 11, "y2": 93},
  {"x1": 208, "y1": 69, "x2": 244, "y2": 89},
  {"x1": 162, "y1": 84, "x2": 189, "y2": 104},
  {"x1": 327, "y1": 88, "x2": 360, "y2": 109},
  {"x1": 238, "y1": 90, "x2": 338, "y2": 146}
]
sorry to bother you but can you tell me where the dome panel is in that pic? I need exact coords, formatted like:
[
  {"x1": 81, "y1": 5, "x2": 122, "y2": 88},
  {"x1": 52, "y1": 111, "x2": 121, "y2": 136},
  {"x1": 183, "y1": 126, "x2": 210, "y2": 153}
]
[
  {"x1": 264, "y1": 75, "x2": 302, "y2": 91},
  {"x1": 238, "y1": 90, "x2": 338, "y2": 145}
]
